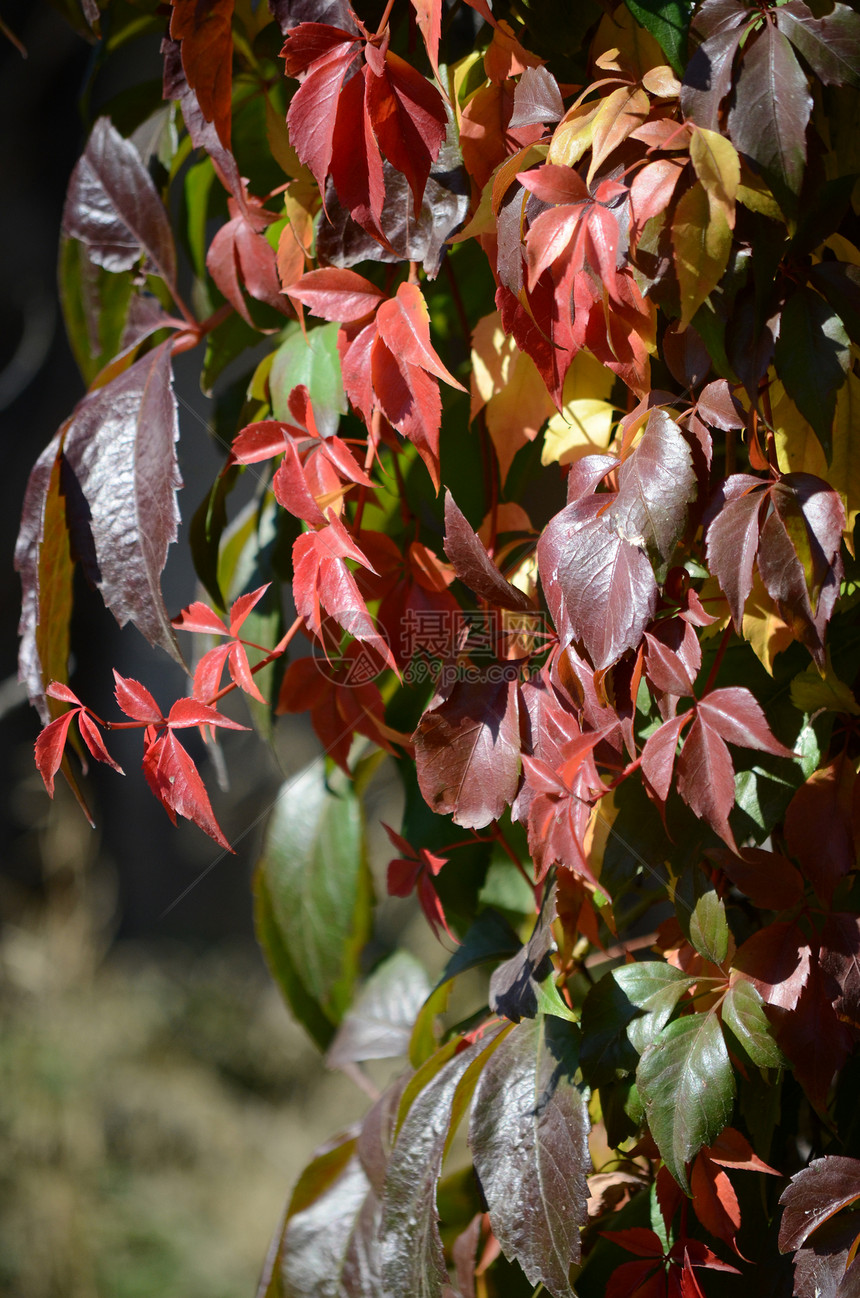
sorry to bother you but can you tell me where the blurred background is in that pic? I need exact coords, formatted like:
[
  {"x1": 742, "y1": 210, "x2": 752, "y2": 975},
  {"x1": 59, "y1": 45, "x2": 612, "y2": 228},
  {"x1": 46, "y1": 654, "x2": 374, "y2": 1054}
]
[{"x1": 0, "y1": 5, "x2": 424, "y2": 1293}]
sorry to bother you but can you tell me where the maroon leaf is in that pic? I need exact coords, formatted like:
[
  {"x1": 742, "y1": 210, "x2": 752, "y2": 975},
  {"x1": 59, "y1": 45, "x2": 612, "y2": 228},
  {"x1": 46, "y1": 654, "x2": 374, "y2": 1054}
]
[
  {"x1": 780, "y1": 1156, "x2": 860, "y2": 1252},
  {"x1": 641, "y1": 712, "x2": 690, "y2": 802},
  {"x1": 63, "y1": 116, "x2": 177, "y2": 289},
  {"x1": 784, "y1": 756, "x2": 857, "y2": 904},
  {"x1": 414, "y1": 675, "x2": 522, "y2": 830},
  {"x1": 162, "y1": 37, "x2": 243, "y2": 199},
  {"x1": 538, "y1": 496, "x2": 658, "y2": 671},
  {"x1": 675, "y1": 711, "x2": 739, "y2": 849},
  {"x1": 727, "y1": 22, "x2": 812, "y2": 200},
  {"x1": 733, "y1": 922, "x2": 811, "y2": 1010},
  {"x1": 443, "y1": 491, "x2": 532, "y2": 612},
  {"x1": 169, "y1": 0, "x2": 234, "y2": 150},
  {"x1": 644, "y1": 632, "x2": 695, "y2": 697},
  {"x1": 609, "y1": 410, "x2": 697, "y2": 565},
  {"x1": 489, "y1": 883, "x2": 558, "y2": 1022},
  {"x1": 705, "y1": 475, "x2": 767, "y2": 630},
  {"x1": 509, "y1": 65, "x2": 565, "y2": 128},
  {"x1": 774, "y1": 1, "x2": 860, "y2": 88},
  {"x1": 791, "y1": 1214, "x2": 860, "y2": 1298},
  {"x1": 696, "y1": 380, "x2": 745, "y2": 432},
  {"x1": 61, "y1": 343, "x2": 184, "y2": 665},
  {"x1": 681, "y1": 22, "x2": 746, "y2": 130},
  {"x1": 695, "y1": 688, "x2": 794, "y2": 758},
  {"x1": 821, "y1": 914, "x2": 860, "y2": 1028},
  {"x1": 775, "y1": 959, "x2": 853, "y2": 1109},
  {"x1": 469, "y1": 1015, "x2": 589, "y2": 1298},
  {"x1": 711, "y1": 848, "x2": 804, "y2": 911}
]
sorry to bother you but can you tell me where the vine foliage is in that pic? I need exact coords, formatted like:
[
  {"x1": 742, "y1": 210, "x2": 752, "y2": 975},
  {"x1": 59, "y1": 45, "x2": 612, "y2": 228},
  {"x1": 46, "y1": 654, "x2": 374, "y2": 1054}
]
[{"x1": 16, "y1": 0, "x2": 860, "y2": 1291}]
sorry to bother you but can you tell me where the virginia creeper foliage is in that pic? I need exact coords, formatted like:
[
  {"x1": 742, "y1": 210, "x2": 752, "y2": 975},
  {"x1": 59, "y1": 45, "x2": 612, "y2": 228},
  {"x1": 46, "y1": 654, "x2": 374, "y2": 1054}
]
[{"x1": 16, "y1": 0, "x2": 860, "y2": 1291}]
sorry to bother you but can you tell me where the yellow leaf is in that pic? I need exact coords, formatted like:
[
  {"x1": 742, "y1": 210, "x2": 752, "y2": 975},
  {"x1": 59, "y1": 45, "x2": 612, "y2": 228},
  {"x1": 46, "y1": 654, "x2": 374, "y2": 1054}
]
[
  {"x1": 542, "y1": 399, "x2": 616, "y2": 465},
  {"x1": 791, "y1": 654, "x2": 860, "y2": 716},
  {"x1": 672, "y1": 180, "x2": 732, "y2": 330},
  {"x1": 564, "y1": 347, "x2": 616, "y2": 403},
  {"x1": 591, "y1": 5, "x2": 665, "y2": 79},
  {"x1": 587, "y1": 85, "x2": 650, "y2": 184},
  {"x1": 548, "y1": 100, "x2": 601, "y2": 168},
  {"x1": 825, "y1": 232, "x2": 860, "y2": 266},
  {"x1": 690, "y1": 126, "x2": 739, "y2": 228},
  {"x1": 642, "y1": 65, "x2": 682, "y2": 98},
  {"x1": 456, "y1": 175, "x2": 495, "y2": 244},
  {"x1": 737, "y1": 163, "x2": 783, "y2": 223},
  {"x1": 265, "y1": 95, "x2": 303, "y2": 179},
  {"x1": 771, "y1": 372, "x2": 860, "y2": 550},
  {"x1": 471, "y1": 312, "x2": 556, "y2": 481},
  {"x1": 742, "y1": 571, "x2": 794, "y2": 675}
]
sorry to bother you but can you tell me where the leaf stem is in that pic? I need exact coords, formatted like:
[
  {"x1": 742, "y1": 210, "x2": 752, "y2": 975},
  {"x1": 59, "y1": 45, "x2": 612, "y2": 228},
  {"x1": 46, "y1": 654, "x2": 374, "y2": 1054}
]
[
  {"x1": 374, "y1": 0, "x2": 397, "y2": 38},
  {"x1": 701, "y1": 622, "x2": 733, "y2": 697}
]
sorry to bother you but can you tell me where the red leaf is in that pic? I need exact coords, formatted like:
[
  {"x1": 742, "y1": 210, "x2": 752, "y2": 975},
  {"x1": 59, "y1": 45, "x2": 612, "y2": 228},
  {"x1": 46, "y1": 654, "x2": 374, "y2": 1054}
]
[
  {"x1": 173, "y1": 600, "x2": 230, "y2": 636},
  {"x1": 143, "y1": 730, "x2": 232, "y2": 850},
  {"x1": 113, "y1": 671, "x2": 163, "y2": 723},
  {"x1": 376, "y1": 282, "x2": 466, "y2": 392},
  {"x1": 170, "y1": 0, "x2": 235, "y2": 150},
  {"x1": 691, "y1": 1155, "x2": 741, "y2": 1253},
  {"x1": 226, "y1": 642, "x2": 267, "y2": 704},
  {"x1": 228, "y1": 584, "x2": 271, "y2": 636},
  {"x1": 365, "y1": 49, "x2": 447, "y2": 217},
  {"x1": 414, "y1": 676, "x2": 522, "y2": 830},
  {"x1": 371, "y1": 334, "x2": 443, "y2": 490},
  {"x1": 602, "y1": 1228, "x2": 666, "y2": 1259},
  {"x1": 705, "y1": 476, "x2": 767, "y2": 630},
  {"x1": 605, "y1": 1260, "x2": 666, "y2": 1298},
  {"x1": 77, "y1": 711, "x2": 124, "y2": 775},
  {"x1": 166, "y1": 697, "x2": 249, "y2": 730},
  {"x1": 409, "y1": 0, "x2": 442, "y2": 79},
  {"x1": 193, "y1": 642, "x2": 233, "y2": 701},
  {"x1": 779, "y1": 1155, "x2": 860, "y2": 1253},
  {"x1": 538, "y1": 495, "x2": 658, "y2": 671},
  {"x1": 329, "y1": 65, "x2": 387, "y2": 230},
  {"x1": 46, "y1": 681, "x2": 84, "y2": 707},
  {"x1": 229, "y1": 420, "x2": 293, "y2": 466},
  {"x1": 711, "y1": 847, "x2": 804, "y2": 911},
  {"x1": 733, "y1": 922, "x2": 811, "y2": 1010},
  {"x1": 696, "y1": 688, "x2": 794, "y2": 758},
  {"x1": 443, "y1": 491, "x2": 532, "y2": 612},
  {"x1": 706, "y1": 1127, "x2": 781, "y2": 1175},
  {"x1": 518, "y1": 163, "x2": 590, "y2": 206},
  {"x1": 774, "y1": 962, "x2": 852, "y2": 1110},
  {"x1": 287, "y1": 267, "x2": 385, "y2": 322},
  {"x1": 284, "y1": 25, "x2": 362, "y2": 196},
  {"x1": 206, "y1": 197, "x2": 285, "y2": 325},
  {"x1": 292, "y1": 513, "x2": 396, "y2": 670},
  {"x1": 675, "y1": 712, "x2": 739, "y2": 850},
  {"x1": 784, "y1": 755, "x2": 856, "y2": 904},
  {"x1": 641, "y1": 713, "x2": 690, "y2": 802},
  {"x1": 34, "y1": 710, "x2": 78, "y2": 797}
]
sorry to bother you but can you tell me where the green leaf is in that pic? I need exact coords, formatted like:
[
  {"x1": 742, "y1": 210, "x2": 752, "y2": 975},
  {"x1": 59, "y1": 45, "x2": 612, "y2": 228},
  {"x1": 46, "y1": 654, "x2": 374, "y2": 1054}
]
[
  {"x1": 675, "y1": 867, "x2": 730, "y2": 964},
  {"x1": 201, "y1": 311, "x2": 260, "y2": 396},
  {"x1": 534, "y1": 974, "x2": 578, "y2": 1022},
  {"x1": 581, "y1": 962, "x2": 694, "y2": 1087},
  {"x1": 774, "y1": 287, "x2": 850, "y2": 460},
  {"x1": 790, "y1": 658, "x2": 860, "y2": 716},
  {"x1": 624, "y1": 0, "x2": 692, "y2": 76},
  {"x1": 637, "y1": 1010, "x2": 735, "y2": 1190},
  {"x1": 470, "y1": 1016, "x2": 589, "y2": 1298},
  {"x1": 257, "y1": 761, "x2": 372, "y2": 1028},
  {"x1": 59, "y1": 236, "x2": 135, "y2": 385},
  {"x1": 722, "y1": 978, "x2": 785, "y2": 1069},
  {"x1": 253, "y1": 868, "x2": 336, "y2": 1051},
  {"x1": 270, "y1": 322, "x2": 346, "y2": 436},
  {"x1": 189, "y1": 467, "x2": 239, "y2": 611}
]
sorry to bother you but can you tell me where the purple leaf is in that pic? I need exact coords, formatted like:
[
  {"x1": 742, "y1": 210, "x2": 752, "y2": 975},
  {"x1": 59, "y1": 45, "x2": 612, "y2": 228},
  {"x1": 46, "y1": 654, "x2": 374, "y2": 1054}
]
[
  {"x1": 727, "y1": 22, "x2": 812, "y2": 200},
  {"x1": 681, "y1": 24, "x2": 746, "y2": 130},
  {"x1": 775, "y1": 0, "x2": 860, "y2": 88},
  {"x1": 779, "y1": 1156, "x2": 860, "y2": 1252},
  {"x1": 444, "y1": 491, "x2": 532, "y2": 612},
  {"x1": 15, "y1": 434, "x2": 71, "y2": 723},
  {"x1": 470, "y1": 1015, "x2": 590, "y2": 1298},
  {"x1": 609, "y1": 409, "x2": 697, "y2": 565},
  {"x1": 414, "y1": 675, "x2": 522, "y2": 829},
  {"x1": 62, "y1": 117, "x2": 177, "y2": 287},
  {"x1": 326, "y1": 951, "x2": 431, "y2": 1070},
  {"x1": 538, "y1": 496, "x2": 658, "y2": 671},
  {"x1": 380, "y1": 1032, "x2": 505, "y2": 1298},
  {"x1": 508, "y1": 65, "x2": 565, "y2": 128},
  {"x1": 490, "y1": 882, "x2": 558, "y2": 1023},
  {"x1": 61, "y1": 342, "x2": 184, "y2": 664},
  {"x1": 704, "y1": 474, "x2": 766, "y2": 630},
  {"x1": 697, "y1": 379, "x2": 745, "y2": 431}
]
